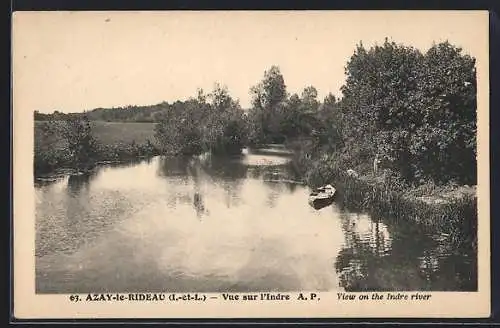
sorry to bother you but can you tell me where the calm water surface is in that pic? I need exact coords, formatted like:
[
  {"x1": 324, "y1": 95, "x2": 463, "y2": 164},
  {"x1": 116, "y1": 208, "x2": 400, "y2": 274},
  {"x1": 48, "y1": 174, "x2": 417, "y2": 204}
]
[{"x1": 35, "y1": 149, "x2": 476, "y2": 293}]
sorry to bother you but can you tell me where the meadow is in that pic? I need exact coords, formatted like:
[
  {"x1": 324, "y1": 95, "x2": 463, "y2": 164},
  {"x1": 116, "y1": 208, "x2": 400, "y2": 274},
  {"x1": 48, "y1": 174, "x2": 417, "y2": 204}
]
[
  {"x1": 91, "y1": 121, "x2": 157, "y2": 145},
  {"x1": 35, "y1": 121, "x2": 157, "y2": 147}
]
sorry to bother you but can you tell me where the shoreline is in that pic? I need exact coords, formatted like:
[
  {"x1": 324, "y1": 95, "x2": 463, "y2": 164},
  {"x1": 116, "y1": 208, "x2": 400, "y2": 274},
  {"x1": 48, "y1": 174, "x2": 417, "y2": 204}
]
[
  {"x1": 288, "y1": 153, "x2": 478, "y2": 253},
  {"x1": 34, "y1": 155, "x2": 157, "y2": 181}
]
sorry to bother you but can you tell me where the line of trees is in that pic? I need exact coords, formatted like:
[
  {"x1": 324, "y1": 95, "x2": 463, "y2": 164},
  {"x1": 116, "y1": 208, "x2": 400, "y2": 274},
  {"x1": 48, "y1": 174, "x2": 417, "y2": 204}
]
[
  {"x1": 244, "y1": 39, "x2": 476, "y2": 186},
  {"x1": 34, "y1": 39, "x2": 477, "y2": 186},
  {"x1": 34, "y1": 104, "x2": 169, "y2": 122}
]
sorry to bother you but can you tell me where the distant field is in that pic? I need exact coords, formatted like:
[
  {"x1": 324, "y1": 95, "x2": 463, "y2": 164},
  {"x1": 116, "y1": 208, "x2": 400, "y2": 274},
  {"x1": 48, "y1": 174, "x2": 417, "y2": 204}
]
[
  {"x1": 91, "y1": 121, "x2": 157, "y2": 145},
  {"x1": 35, "y1": 121, "x2": 158, "y2": 146}
]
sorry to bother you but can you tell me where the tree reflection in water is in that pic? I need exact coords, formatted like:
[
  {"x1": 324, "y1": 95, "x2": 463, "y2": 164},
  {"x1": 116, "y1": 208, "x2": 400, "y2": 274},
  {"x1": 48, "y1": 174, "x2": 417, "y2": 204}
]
[
  {"x1": 35, "y1": 176, "x2": 66, "y2": 188},
  {"x1": 60, "y1": 169, "x2": 116, "y2": 256},
  {"x1": 248, "y1": 164, "x2": 300, "y2": 191},
  {"x1": 334, "y1": 210, "x2": 478, "y2": 291},
  {"x1": 157, "y1": 154, "x2": 249, "y2": 217},
  {"x1": 67, "y1": 170, "x2": 98, "y2": 196},
  {"x1": 193, "y1": 192, "x2": 207, "y2": 218},
  {"x1": 157, "y1": 157, "x2": 191, "y2": 182}
]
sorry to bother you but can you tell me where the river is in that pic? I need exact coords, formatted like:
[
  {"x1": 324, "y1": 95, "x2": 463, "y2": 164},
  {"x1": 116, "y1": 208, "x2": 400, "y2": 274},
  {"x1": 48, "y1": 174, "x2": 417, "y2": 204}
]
[{"x1": 35, "y1": 148, "x2": 477, "y2": 293}]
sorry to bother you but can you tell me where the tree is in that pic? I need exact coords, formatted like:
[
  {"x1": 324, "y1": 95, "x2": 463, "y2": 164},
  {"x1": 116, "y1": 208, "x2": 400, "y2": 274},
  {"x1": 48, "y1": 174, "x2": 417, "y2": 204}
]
[
  {"x1": 154, "y1": 84, "x2": 246, "y2": 156},
  {"x1": 250, "y1": 65, "x2": 287, "y2": 110},
  {"x1": 59, "y1": 115, "x2": 98, "y2": 170},
  {"x1": 248, "y1": 65, "x2": 288, "y2": 144},
  {"x1": 301, "y1": 86, "x2": 320, "y2": 112},
  {"x1": 205, "y1": 84, "x2": 247, "y2": 155},
  {"x1": 154, "y1": 99, "x2": 203, "y2": 155},
  {"x1": 279, "y1": 93, "x2": 303, "y2": 138},
  {"x1": 339, "y1": 38, "x2": 477, "y2": 184},
  {"x1": 315, "y1": 93, "x2": 344, "y2": 153},
  {"x1": 410, "y1": 41, "x2": 477, "y2": 184}
]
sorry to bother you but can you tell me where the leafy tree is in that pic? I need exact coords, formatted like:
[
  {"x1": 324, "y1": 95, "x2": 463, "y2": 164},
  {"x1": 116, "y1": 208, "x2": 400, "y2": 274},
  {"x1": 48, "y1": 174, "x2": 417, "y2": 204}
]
[
  {"x1": 301, "y1": 86, "x2": 320, "y2": 112},
  {"x1": 315, "y1": 93, "x2": 344, "y2": 153},
  {"x1": 248, "y1": 65, "x2": 288, "y2": 144},
  {"x1": 59, "y1": 116, "x2": 99, "y2": 170},
  {"x1": 154, "y1": 99, "x2": 203, "y2": 155},
  {"x1": 250, "y1": 65, "x2": 287, "y2": 110},
  {"x1": 339, "y1": 38, "x2": 476, "y2": 184},
  {"x1": 34, "y1": 121, "x2": 66, "y2": 174},
  {"x1": 205, "y1": 84, "x2": 247, "y2": 155},
  {"x1": 279, "y1": 93, "x2": 303, "y2": 139},
  {"x1": 154, "y1": 84, "x2": 246, "y2": 156},
  {"x1": 410, "y1": 41, "x2": 477, "y2": 184}
]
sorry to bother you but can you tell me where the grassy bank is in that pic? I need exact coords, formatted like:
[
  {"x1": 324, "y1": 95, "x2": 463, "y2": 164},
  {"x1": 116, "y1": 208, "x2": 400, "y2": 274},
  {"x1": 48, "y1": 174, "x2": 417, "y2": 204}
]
[
  {"x1": 288, "y1": 149, "x2": 477, "y2": 252},
  {"x1": 34, "y1": 121, "x2": 160, "y2": 177}
]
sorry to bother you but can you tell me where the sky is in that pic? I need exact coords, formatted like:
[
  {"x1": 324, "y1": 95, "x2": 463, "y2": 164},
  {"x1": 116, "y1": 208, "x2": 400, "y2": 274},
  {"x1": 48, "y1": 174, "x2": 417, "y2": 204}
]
[{"x1": 13, "y1": 11, "x2": 488, "y2": 113}]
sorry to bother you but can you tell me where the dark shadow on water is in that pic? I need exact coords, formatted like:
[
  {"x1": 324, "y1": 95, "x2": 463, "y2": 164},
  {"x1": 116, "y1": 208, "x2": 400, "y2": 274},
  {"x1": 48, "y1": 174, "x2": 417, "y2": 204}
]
[
  {"x1": 111, "y1": 157, "x2": 154, "y2": 168},
  {"x1": 35, "y1": 176, "x2": 66, "y2": 188},
  {"x1": 197, "y1": 155, "x2": 248, "y2": 181},
  {"x1": 96, "y1": 156, "x2": 154, "y2": 170},
  {"x1": 193, "y1": 192, "x2": 208, "y2": 219},
  {"x1": 67, "y1": 170, "x2": 99, "y2": 196},
  {"x1": 158, "y1": 154, "x2": 248, "y2": 214},
  {"x1": 334, "y1": 210, "x2": 478, "y2": 291},
  {"x1": 194, "y1": 155, "x2": 248, "y2": 212},
  {"x1": 35, "y1": 168, "x2": 123, "y2": 258},
  {"x1": 157, "y1": 156, "x2": 191, "y2": 178},
  {"x1": 247, "y1": 164, "x2": 283, "y2": 178}
]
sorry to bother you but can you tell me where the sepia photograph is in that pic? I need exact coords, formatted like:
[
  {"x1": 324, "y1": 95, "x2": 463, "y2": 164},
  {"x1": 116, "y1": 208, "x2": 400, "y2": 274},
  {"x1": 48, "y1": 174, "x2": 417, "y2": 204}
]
[{"x1": 13, "y1": 10, "x2": 490, "y2": 318}]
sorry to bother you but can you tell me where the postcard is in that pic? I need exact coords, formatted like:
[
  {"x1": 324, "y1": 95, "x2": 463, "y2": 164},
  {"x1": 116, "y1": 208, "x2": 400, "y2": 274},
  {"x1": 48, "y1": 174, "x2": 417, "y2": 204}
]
[{"x1": 12, "y1": 10, "x2": 490, "y2": 319}]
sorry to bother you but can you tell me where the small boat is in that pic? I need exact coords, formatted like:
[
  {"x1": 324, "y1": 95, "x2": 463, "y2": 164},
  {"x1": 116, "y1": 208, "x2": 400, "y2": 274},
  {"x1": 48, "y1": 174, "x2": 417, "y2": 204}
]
[{"x1": 308, "y1": 184, "x2": 336, "y2": 210}]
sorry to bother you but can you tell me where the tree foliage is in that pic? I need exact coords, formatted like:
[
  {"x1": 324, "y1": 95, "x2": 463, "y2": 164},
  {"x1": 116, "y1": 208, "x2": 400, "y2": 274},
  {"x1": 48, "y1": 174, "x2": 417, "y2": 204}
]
[
  {"x1": 246, "y1": 66, "x2": 342, "y2": 147},
  {"x1": 60, "y1": 116, "x2": 99, "y2": 169},
  {"x1": 247, "y1": 65, "x2": 288, "y2": 144},
  {"x1": 154, "y1": 84, "x2": 247, "y2": 156},
  {"x1": 339, "y1": 39, "x2": 476, "y2": 184},
  {"x1": 34, "y1": 116, "x2": 99, "y2": 174}
]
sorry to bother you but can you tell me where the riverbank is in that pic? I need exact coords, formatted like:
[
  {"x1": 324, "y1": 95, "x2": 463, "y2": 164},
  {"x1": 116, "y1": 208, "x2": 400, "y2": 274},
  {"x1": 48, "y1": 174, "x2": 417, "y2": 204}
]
[
  {"x1": 35, "y1": 143, "x2": 160, "y2": 179},
  {"x1": 288, "y1": 150, "x2": 477, "y2": 253}
]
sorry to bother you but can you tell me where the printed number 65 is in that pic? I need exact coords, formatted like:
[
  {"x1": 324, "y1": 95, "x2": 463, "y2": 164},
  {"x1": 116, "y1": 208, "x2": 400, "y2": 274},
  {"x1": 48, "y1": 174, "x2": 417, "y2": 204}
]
[{"x1": 69, "y1": 295, "x2": 80, "y2": 302}]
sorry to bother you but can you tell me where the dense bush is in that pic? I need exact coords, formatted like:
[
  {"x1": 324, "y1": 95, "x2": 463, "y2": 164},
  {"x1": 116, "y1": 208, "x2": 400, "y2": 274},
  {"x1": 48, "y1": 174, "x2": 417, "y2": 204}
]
[
  {"x1": 339, "y1": 39, "x2": 476, "y2": 185},
  {"x1": 34, "y1": 117, "x2": 98, "y2": 174},
  {"x1": 154, "y1": 85, "x2": 247, "y2": 156}
]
